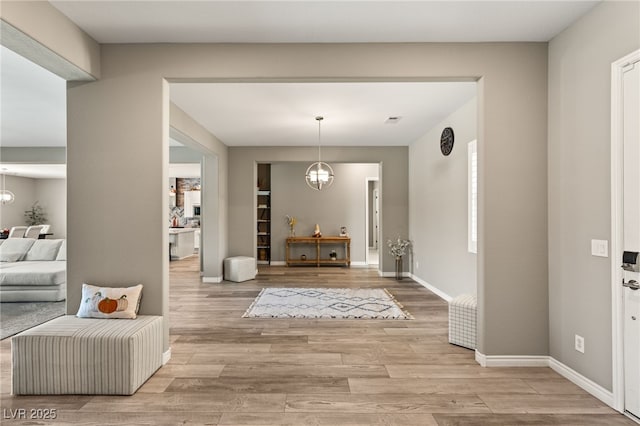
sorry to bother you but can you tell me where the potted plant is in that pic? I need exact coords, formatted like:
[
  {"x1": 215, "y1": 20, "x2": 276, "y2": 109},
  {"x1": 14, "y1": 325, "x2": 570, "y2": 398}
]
[
  {"x1": 24, "y1": 201, "x2": 47, "y2": 226},
  {"x1": 387, "y1": 237, "x2": 411, "y2": 280}
]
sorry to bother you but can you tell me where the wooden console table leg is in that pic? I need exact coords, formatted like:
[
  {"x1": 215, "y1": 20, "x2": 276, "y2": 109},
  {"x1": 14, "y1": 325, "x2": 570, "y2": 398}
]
[{"x1": 286, "y1": 240, "x2": 290, "y2": 266}]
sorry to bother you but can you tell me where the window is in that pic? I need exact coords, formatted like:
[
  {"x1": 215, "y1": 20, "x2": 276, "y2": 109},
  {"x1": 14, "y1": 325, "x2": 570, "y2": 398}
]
[{"x1": 468, "y1": 140, "x2": 478, "y2": 253}]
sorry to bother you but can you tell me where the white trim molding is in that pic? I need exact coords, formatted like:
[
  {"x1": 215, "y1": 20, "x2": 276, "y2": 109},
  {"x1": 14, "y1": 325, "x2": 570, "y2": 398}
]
[
  {"x1": 409, "y1": 273, "x2": 452, "y2": 302},
  {"x1": 270, "y1": 261, "x2": 286, "y2": 266},
  {"x1": 474, "y1": 351, "x2": 548, "y2": 367},
  {"x1": 350, "y1": 261, "x2": 368, "y2": 268},
  {"x1": 611, "y1": 48, "x2": 640, "y2": 413},
  {"x1": 474, "y1": 351, "x2": 615, "y2": 409},
  {"x1": 202, "y1": 275, "x2": 223, "y2": 283},
  {"x1": 162, "y1": 348, "x2": 172, "y2": 365},
  {"x1": 548, "y1": 357, "x2": 615, "y2": 408}
]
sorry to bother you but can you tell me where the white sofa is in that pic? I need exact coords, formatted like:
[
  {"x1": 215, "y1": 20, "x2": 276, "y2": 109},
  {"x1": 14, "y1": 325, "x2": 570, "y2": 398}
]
[{"x1": 0, "y1": 238, "x2": 66, "y2": 302}]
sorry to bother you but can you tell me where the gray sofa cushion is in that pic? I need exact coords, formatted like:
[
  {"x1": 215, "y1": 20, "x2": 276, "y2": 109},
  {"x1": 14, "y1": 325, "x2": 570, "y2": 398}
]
[
  {"x1": 0, "y1": 238, "x2": 36, "y2": 262},
  {"x1": 0, "y1": 261, "x2": 66, "y2": 286},
  {"x1": 24, "y1": 239, "x2": 64, "y2": 261},
  {"x1": 55, "y1": 240, "x2": 66, "y2": 261}
]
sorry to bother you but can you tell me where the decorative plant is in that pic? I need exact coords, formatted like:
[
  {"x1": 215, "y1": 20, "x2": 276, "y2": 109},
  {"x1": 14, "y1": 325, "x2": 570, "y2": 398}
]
[
  {"x1": 24, "y1": 201, "x2": 47, "y2": 226},
  {"x1": 387, "y1": 237, "x2": 411, "y2": 259},
  {"x1": 286, "y1": 215, "x2": 297, "y2": 236}
]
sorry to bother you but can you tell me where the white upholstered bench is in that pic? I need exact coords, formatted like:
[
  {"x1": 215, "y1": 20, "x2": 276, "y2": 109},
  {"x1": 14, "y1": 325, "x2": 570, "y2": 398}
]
[
  {"x1": 224, "y1": 256, "x2": 256, "y2": 282},
  {"x1": 12, "y1": 315, "x2": 162, "y2": 395}
]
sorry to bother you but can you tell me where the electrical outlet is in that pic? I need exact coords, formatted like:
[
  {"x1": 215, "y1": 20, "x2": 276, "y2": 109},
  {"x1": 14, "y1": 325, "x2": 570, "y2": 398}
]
[{"x1": 575, "y1": 335, "x2": 585, "y2": 353}]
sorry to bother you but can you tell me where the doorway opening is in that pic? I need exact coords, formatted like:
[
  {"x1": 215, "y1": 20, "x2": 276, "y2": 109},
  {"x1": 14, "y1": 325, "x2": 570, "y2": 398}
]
[{"x1": 366, "y1": 177, "x2": 380, "y2": 266}]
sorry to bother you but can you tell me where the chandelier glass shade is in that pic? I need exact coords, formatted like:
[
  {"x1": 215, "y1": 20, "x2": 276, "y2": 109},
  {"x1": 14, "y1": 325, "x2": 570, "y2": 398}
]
[
  {"x1": 305, "y1": 116, "x2": 334, "y2": 190},
  {"x1": 1, "y1": 171, "x2": 15, "y2": 205}
]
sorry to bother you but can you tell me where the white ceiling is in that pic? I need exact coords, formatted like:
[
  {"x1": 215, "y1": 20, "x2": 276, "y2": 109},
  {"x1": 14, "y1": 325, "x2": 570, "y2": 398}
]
[
  {"x1": 0, "y1": 1, "x2": 600, "y2": 157},
  {"x1": 170, "y1": 82, "x2": 476, "y2": 146},
  {"x1": 0, "y1": 46, "x2": 66, "y2": 147},
  {"x1": 50, "y1": 1, "x2": 600, "y2": 43}
]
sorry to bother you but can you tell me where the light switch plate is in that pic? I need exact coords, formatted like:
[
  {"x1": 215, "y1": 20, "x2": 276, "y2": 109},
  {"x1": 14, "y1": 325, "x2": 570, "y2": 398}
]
[{"x1": 591, "y1": 239, "x2": 608, "y2": 257}]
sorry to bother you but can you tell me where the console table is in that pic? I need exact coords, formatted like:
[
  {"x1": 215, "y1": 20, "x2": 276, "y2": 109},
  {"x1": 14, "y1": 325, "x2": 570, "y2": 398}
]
[{"x1": 286, "y1": 236, "x2": 351, "y2": 267}]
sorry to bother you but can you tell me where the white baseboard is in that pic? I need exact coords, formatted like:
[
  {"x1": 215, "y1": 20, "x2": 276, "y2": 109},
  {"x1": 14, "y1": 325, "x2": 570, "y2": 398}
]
[
  {"x1": 547, "y1": 357, "x2": 614, "y2": 408},
  {"x1": 162, "y1": 348, "x2": 172, "y2": 365},
  {"x1": 475, "y1": 351, "x2": 548, "y2": 367},
  {"x1": 202, "y1": 276, "x2": 223, "y2": 283},
  {"x1": 409, "y1": 273, "x2": 453, "y2": 302},
  {"x1": 270, "y1": 261, "x2": 286, "y2": 266},
  {"x1": 350, "y1": 261, "x2": 368, "y2": 267},
  {"x1": 474, "y1": 351, "x2": 615, "y2": 409}
]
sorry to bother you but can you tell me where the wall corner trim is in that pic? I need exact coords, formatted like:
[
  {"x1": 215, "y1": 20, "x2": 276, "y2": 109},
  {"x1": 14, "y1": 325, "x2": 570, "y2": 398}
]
[
  {"x1": 409, "y1": 273, "x2": 453, "y2": 302},
  {"x1": 547, "y1": 357, "x2": 615, "y2": 409},
  {"x1": 162, "y1": 348, "x2": 172, "y2": 365},
  {"x1": 202, "y1": 276, "x2": 223, "y2": 283},
  {"x1": 474, "y1": 351, "x2": 616, "y2": 411}
]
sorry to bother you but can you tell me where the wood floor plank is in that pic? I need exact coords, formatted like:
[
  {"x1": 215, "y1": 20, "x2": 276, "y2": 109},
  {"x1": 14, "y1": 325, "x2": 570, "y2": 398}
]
[
  {"x1": 386, "y1": 365, "x2": 561, "y2": 379},
  {"x1": 523, "y1": 378, "x2": 590, "y2": 394},
  {"x1": 285, "y1": 393, "x2": 491, "y2": 414},
  {"x1": 478, "y1": 393, "x2": 619, "y2": 414},
  {"x1": 80, "y1": 392, "x2": 286, "y2": 413},
  {"x1": 218, "y1": 412, "x2": 439, "y2": 426},
  {"x1": 219, "y1": 363, "x2": 389, "y2": 378},
  {"x1": 190, "y1": 352, "x2": 343, "y2": 365},
  {"x1": 0, "y1": 258, "x2": 632, "y2": 425},
  {"x1": 432, "y1": 413, "x2": 636, "y2": 425},
  {"x1": 154, "y1": 364, "x2": 226, "y2": 378},
  {"x1": 342, "y1": 352, "x2": 477, "y2": 365},
  {"x1": 349, "y1": 378, "x2": 538, "y2": 394},
  {"x1": 166, "y1": 377, "x2": 351, "y2": 394}
]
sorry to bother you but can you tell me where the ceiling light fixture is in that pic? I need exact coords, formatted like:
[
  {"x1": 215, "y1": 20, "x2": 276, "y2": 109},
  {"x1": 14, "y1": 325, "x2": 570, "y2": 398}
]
[
  {"x1": 305, "y1": 116, "x2": 334, "y2": 191},
  {"x1": 1, "y1": 169, "x2": 15, "y2": 205}
]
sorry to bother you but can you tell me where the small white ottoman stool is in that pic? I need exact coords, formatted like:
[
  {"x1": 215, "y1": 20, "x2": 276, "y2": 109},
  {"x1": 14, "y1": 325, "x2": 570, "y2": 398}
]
[
  {"x1": 448, "y1": 294, "x2": 477, "y2": 350},
  {"x1": 224, "y1": 256, "x2": 256, "y2": 282}
]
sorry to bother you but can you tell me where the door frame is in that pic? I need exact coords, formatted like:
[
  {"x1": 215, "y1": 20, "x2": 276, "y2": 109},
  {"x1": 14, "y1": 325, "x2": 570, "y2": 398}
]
[
  {"x1": 364, "y1": 176, "x2": 380, "y2": 266},
  {"x1": 611, "y1": 48, "x2": 640, "y2": 414}
]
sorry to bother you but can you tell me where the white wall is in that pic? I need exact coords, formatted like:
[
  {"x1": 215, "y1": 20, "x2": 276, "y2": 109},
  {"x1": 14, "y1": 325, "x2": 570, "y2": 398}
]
[
  {"x1": 409, "y1": 98, "x2": 477, "y2": 298},
  {"x1": 548, "y1": 0, "x2": 640, "y2": 391},
  {"x1": 271, "y1": 162, "x2": 378, "y2": 264},
  {"x1": 0, "y1": 175, "x2": 65, "y2": 237}
]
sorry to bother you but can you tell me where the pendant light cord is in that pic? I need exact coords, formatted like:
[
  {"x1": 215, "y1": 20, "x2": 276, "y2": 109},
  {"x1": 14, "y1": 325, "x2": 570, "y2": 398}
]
[{"x1": 316, "y1": 116, "x2": 323, "y2": 165}]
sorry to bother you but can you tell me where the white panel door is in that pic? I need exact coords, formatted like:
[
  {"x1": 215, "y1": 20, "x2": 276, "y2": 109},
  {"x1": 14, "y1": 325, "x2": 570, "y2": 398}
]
[{"x1": 623, "y1": 60, "x2": 640, "y2": 419}]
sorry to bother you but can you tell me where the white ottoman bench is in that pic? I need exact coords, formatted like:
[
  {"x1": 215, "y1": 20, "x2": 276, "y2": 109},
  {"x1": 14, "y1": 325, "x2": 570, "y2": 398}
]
[
  {"x1": 224, "y1": 256, "x2": 256, "y2": 282},
  {"x1": 448, "y1": 294, "x2": 477, "y2": 350},
  {"x1": 12, "y1": 315, "x2": 162, "y2": 395}
]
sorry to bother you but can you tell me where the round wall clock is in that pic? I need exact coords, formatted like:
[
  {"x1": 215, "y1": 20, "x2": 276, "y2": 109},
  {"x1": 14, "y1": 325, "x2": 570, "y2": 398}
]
[{"x1": 440, "y1": 127, "x2": 455, "y2": 156}]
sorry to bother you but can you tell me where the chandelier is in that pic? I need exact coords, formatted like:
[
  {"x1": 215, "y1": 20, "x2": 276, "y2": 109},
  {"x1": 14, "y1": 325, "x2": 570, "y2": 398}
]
[
  {"x1": 0, "y1": 169, "x2": 15, "y2": 205},
  {"x1": 305, "y1": 116, "x2": 334, "y2": 190}
]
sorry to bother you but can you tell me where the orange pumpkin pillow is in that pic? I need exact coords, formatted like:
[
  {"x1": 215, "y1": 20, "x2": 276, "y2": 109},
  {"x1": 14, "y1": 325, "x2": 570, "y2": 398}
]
[{"x1": 76, "y1": 283, "x2": 143, "y2": 319}]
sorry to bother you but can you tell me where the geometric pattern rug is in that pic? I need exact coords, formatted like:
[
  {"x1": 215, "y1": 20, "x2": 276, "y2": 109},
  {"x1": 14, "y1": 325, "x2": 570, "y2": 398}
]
[{"x1": 242, "y1": 288, "x2": 413, "y2": 320}]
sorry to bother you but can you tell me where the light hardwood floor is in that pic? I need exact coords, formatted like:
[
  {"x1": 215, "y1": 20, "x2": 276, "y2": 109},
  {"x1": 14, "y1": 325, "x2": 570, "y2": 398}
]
[{"x1": 0, "y1": 256, "x2": 634, "y2": 425}]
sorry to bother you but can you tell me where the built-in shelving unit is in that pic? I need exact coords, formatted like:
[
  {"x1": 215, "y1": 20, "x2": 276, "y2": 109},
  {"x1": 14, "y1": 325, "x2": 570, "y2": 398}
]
[{"x1": 257, "y1": 164, "x2": 271, "y2": 264}]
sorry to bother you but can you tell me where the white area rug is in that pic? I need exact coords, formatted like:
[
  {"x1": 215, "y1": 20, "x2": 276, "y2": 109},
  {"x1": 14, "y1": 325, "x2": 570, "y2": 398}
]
[{"x1": 243, "y1": 288, "x2": 413, "y2": 320}]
